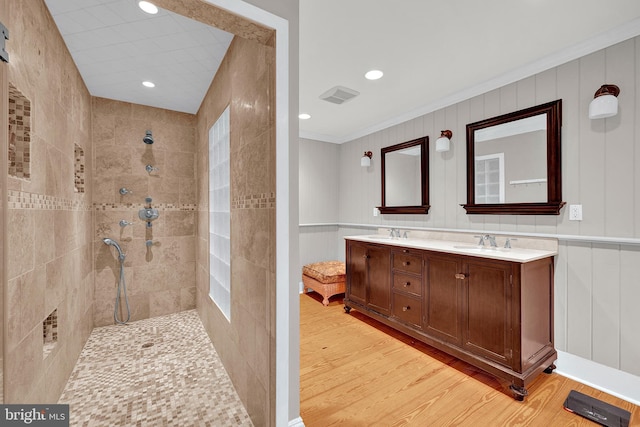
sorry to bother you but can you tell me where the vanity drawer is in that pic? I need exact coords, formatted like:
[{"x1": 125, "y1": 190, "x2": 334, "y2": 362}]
[
  {"x1": 392, "y1": 252, "x2": 422, "y2": 275},
  {"x1": 392, "y1": 292, "x2": 422, "y2": 328},
  {"x1": 392, "y1": 273, "x2": 421, "y2": 297}
]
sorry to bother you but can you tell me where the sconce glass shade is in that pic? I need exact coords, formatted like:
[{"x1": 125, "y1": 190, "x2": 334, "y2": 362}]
[
  {"x1": 361, "y1": 151, "x2": 372, "y2": 167},
  {"x1": 435, "y1": 130, "x2": 452, "y2": 152},
  {"x1": 589, "y1": 84, "x2": 620, "y2": 119},
  {"x1": 589, "y1": 94, "x2": 618, "y2": 119}
]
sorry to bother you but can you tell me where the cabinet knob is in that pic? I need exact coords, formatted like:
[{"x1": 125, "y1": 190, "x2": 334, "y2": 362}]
[
  {"x1": 455, "y1": 273, "x2": 466, "y2": 280},
  {"x1": 362, "y1": 255, "x2": 370, "y2": 259},
  {"x1": 403, "y1": 261, "x2": 410, "y2": 266},
  {"x1": 403, "y1": 249, "x2": 409, "y2": 253},
  {"x1": 403, "y1": 282, "x2": 410, "y2": 287},
  {"x1": 402, "y1": 306, "x2": 410, "y2": 312}
]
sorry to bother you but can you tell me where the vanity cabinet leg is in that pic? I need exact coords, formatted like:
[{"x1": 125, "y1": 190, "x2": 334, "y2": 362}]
[
  {"x1": 344, "y1": 305, "x2": 352, "y2": 314},
  {"x1": 509, "y1": 384, "x2": 528, "y2": 401},
  {"x1": 543, "y1": 364, "x2": 556, "y2": 374}
]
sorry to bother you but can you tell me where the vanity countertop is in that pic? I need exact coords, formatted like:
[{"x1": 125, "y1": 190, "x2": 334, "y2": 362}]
[{"x1": 345, "y1": 235, "x2": 557, "y2": 263}]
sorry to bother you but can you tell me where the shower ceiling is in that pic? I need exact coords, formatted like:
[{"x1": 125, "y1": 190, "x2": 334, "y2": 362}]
[
  {"x1": 43, "y1": 1, "x2": 640, "y2": 142},
  {"x1": 43, "y1": 0, "x2": 233, "y2": 114}
]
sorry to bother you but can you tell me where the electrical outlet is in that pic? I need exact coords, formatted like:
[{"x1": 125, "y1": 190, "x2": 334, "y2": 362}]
[
  {"x1": 569, "y1": 204, "x2": 583, "y2": 221},
  {"x1": 373, "y1": 207, "x2": 379, "y2": 217}
]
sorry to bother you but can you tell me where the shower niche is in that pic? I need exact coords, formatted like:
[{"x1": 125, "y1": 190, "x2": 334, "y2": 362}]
[{"x1": 8, "y1": 83, "x2": 31, "y2": 180}]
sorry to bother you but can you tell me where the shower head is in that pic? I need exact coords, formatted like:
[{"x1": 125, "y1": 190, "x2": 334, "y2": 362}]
[
  {"x1": 103, "y1": 238, "x2": 125, "y2": 260},
  {"x1": 143, "y1": 130, "x2": 154, "y2": 145}
]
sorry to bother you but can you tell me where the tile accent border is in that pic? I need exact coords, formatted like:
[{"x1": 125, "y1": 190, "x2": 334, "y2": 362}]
[
  {"x1": 232, "y1": 192, "x2": 275, "y2": 209},
  {"x1": 94, "y1": 202, "x2": 197, "y2": 211},
  {"x1": 8, "y1": 190, "x2": 91, "y2": 211},
  {"x1": 7, "y1": 191, "x2": 197, "y2": 212}
]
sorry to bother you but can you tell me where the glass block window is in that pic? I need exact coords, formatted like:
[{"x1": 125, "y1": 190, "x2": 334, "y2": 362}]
[
  {"x1": 8, "y1": 83, "x2": 31, "y2": 180},
  {"x1": 209, "y1": 106, "x2": 231, "y2": 321},
  {"x1": 74, "y1": 144, "x2": 85, "y2": 193}
]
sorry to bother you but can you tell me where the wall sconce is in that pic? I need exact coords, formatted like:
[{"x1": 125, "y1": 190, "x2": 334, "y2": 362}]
[
  {"x1": 361, "y1": 151, "x2": 372, "y2": 167},
  {"x1": 589, "y1": 84, "x2": 620, "y2": 119},
  {"x1": 435, "y1": 130, "x2": 453, "y2": 152}
]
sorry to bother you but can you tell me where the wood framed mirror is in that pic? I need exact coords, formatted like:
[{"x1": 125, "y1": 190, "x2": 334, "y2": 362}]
[
  {"x1": 378, "y1": 136, "x2": 429, "y2": 214},
  {"x1": 462, "y1": 99, "x2": 565, "y2": 215}
]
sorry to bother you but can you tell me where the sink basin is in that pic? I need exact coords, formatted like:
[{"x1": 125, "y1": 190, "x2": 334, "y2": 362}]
[
  {"x1": 453, "y1": 245, "x2": 484, "y2": 250},
  {"x1": 452, "y1": 245, "x2": 512, "y2": 253},
  {"x1": 364, "y1": 235, "x2": 393, "y2": 240}
]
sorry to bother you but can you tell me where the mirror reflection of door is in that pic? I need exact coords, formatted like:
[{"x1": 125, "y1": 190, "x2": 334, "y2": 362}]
[{"x1": 475, "y1": 153, "x2": 504, "y2": 203}]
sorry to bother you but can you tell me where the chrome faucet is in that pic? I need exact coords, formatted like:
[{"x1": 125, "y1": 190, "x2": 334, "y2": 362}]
[
  {"x1": 504, "y1": 238, "x2": 518, "y2": 248},
  {"x1": 389, "y1": 228, "x2": 400, "y2": 239},
  {"x1": 484, "y1": 234, "x2": 498, "y2": 247}
]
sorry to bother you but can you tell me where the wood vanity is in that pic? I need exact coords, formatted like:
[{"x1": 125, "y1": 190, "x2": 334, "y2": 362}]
[{"x1": 344, "y1": 235, "x2": 557, "y2": 400}]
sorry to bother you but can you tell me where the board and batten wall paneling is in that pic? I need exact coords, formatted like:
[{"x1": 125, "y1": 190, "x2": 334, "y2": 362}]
[
  {"x1": 298, "y1": 36, "x2": 640, "y2": 381},
  {"x1": 620, "y1": 245, "x2": 640, "y2": 376},
  {"x1": 299, "y1": 139, "x2": 339, "y2": 224}
]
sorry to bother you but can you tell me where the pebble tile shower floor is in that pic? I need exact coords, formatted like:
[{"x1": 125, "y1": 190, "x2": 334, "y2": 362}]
[{"x1": 58, "y1": 310, "x2": 252, "y2": 426}]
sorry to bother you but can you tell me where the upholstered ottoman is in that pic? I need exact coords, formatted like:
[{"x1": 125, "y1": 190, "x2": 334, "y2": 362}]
[{"x1": 302, "y1": 261, "x2": 346, "y2": 306}]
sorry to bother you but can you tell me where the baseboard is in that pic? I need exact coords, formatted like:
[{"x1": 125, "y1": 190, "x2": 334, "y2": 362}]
[
  {"x1": 555, "y1": 350, "x2": 640, "y2": 406},
  {"x1": 289, "y1": 416, "x2": 305, "y2": 427}
]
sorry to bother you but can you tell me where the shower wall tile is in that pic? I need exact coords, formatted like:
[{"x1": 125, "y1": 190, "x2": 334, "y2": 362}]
[
  {"x1": 7, "y1": 209, "x2": 35, "y2": 279},
  {"x1": 149, "y1": 289, "x2": 182, "y2": 317},
  {"x1": 5, "y1": 325, "x2": 45, "y2": 404},
  {"x1": 5, "y1": 0, "x2": 94, "y2": 404},
  {"x1": 196, "y1": 36, "x2": 276, "y2": 425},
  {"x1": 165, "y1": 211, "x2": 196, "y2": 236},
  {"x1": 166, "y1": 151, "x2": 196, "y2": 178},
  {"x1": 180, "y1": 287, "x2": 196, "y2": 310},
  {"x1": 92, "y1": 97, "x2": 197, "y2": 327}
]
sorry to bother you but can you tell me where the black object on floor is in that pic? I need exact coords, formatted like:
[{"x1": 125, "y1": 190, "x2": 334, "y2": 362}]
[{"x1": 563, "y1": 389, "x2": 631, "y2": 427}]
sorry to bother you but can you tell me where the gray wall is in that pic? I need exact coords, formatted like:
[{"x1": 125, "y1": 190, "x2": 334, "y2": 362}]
[{"x1": 299, "y1": 36, "x2": 640, "y2": 379}]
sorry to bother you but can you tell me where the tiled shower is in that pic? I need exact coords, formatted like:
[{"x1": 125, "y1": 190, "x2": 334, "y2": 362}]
[
  {"x1": 92, "y1": 97, "x2": 197, "y2": 327},
  {"x1": 2, "y1": 0, "x2": 277, "y2": 424}
]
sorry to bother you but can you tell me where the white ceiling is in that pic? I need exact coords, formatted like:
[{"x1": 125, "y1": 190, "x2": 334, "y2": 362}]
[
  {"x1": 44, "y1": 1, "x2": 640, "y2": 142},
  {"x1": 44, "y1": 0, "x2": 233, "y2": 114},
  {"x1": 299, "y1": 0, "x2": 640, "y2": 143}
]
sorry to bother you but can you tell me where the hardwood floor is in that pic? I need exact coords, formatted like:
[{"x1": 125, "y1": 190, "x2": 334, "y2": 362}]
[{"x1": 300, "y1": 292, "x2": 639, "y2": 426}]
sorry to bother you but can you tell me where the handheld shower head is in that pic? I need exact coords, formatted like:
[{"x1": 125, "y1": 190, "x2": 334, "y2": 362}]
[
  {"x1": 103, "y1": 238, "x2": 125, "y2": 260},
  {"x1": 143, "y1": 130, "x2": 154, "y2": 145}
]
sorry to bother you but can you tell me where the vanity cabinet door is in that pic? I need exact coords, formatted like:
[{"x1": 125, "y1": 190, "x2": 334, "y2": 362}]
[
  {"x1": 367, "y1": 245, "x2": 391, "y2": 315},
  {"x1": 346, "y1": 242, "x2": 368, "y2": 306},
  {"x1": 462, "y1": 259, "x2": 513, "y2": 368},
  {"x1": 345, "y1": 241, "x2": 391, "y2": 315},
  {"x1": 424, "y1": 254, "x2": 463, "y2": 346}
]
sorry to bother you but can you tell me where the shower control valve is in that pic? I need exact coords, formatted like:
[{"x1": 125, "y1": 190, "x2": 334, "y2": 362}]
[
  {"x1": 139, "y1": 208, "x2": 159, "y2": 221},
  {"x1": 119, "y1": 220, "x2": 135, "y2": 227}
]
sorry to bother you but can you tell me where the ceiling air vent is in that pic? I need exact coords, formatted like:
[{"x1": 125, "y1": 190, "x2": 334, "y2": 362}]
[{"x1": 319, "y1": 86, "x2": 360, "y2": 105}]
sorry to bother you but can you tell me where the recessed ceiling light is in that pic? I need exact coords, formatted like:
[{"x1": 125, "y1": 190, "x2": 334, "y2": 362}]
[
  {"x1": 142, "y1": 81, "x2": 155, "y2": 88},
  {"x1": 138, "y1": 1, "x2": 158, "y2": 14},
  {"x1": 298, "y1": 113, "x2": 311, "y2": 120},
  {"x1": 365, "y1": 70, "x2": 384, "y2": 80}
]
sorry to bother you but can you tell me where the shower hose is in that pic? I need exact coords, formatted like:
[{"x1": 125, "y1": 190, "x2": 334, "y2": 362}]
[{"x1": 115, "y1": 254, "x2": 131, "y2": 324}]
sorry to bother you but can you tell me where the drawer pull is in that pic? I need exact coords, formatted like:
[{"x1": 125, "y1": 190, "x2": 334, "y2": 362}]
[
  {"x1": 403, "y1": 261, "x2": 410, "y2": 266},
  {"x1": 455, "y1": 273, "x2": 466, "y2": 280},
  {"x1": 402, "y1": 306, "x2": 410, "y2": 312},
  {"x1": 403, "y1": 249, "x2": 409, "y2": 253},
  {"x1": 362, "y1": 255, "x2": 370, "y2": 259},
  {"x1": 403, "y1": 282, "x2": 410, "y2": 287}
]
